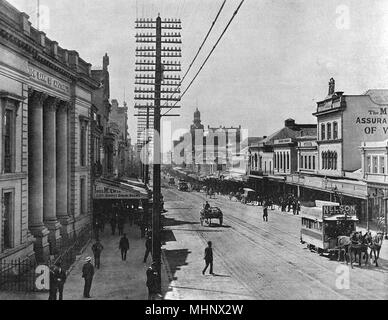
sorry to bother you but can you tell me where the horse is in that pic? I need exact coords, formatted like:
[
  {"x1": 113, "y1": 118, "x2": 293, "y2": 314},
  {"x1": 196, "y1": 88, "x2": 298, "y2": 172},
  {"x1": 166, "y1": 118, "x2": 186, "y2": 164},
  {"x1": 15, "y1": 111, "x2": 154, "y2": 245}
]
[
  {"x1": 336, "y1": 235, "x2": 351, "y2": 262},
  {"x1": 366, "y1": 232, "x2": 384, "y2": 267},
  {"x1": 348, "y1": 232, "x2": 369, "y2": 268}
]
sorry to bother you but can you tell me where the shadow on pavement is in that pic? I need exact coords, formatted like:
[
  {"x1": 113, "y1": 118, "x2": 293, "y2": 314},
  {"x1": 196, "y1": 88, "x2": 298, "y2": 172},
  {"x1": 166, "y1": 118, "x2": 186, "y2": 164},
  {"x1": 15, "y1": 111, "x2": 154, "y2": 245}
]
[
  {"x1": 161, "y1": 229, "x2": 176, "y2": 244},
  {"x1": 212, "y1": 273, "x2": 231, "y2": 278},
  {"x1": 163, "y1": 216, "x2": 200, "y2": 227},
  {"x1": 163, "y1": 249, "x2": 191, "y2": 282}
]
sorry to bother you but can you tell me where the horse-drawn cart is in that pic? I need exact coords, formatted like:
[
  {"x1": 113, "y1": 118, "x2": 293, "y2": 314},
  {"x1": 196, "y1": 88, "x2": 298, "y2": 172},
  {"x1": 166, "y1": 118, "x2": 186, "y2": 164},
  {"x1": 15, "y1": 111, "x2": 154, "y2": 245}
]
[
  {"x1": 200, "y1": 207, "x2": 223, "y2": 226},
  {"x1": 300, "y1": 203, "x2": 358, "y2": 257}
]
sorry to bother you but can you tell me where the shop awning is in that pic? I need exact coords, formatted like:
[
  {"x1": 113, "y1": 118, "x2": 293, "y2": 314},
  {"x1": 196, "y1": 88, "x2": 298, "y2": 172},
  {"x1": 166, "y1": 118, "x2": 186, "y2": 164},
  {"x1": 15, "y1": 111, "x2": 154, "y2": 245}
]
[{"x1": 93, "y1": 178, "x2": 149, "y2": 200}]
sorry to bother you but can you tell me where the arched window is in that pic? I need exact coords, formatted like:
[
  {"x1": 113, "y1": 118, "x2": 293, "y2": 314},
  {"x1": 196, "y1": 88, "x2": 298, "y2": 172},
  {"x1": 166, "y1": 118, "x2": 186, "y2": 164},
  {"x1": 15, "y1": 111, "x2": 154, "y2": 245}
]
[
  {"x1": 254, "y1": 154, "x2": 258, "y2": 169},
  {"x1": 333, "y1": 152, "x2": 337, "y2": 170},
  {"x1": 328, "y1": 151, "x2": 332, "y2": 170},
  {"x1": 277, "y1": 153, "x2": 280, "y2": 171},
  {"x1": 321, "y1": 152, "x2": 324, "y2": 170},
  {"x1": 283, "y1": 153, "x2": 286, "y2": 172},
  {"x1": 327, "y1": 123, "x2": 332, "y2": 140},
  {"x1": 259, "y1": 156, "x2": 262, "y2": 170},
  {"x1": 322, "y1": 152, "x2": 327, "y2": 169},
  {"x1": 333, "y1": 122, "x2": 338, "y2": 140}
]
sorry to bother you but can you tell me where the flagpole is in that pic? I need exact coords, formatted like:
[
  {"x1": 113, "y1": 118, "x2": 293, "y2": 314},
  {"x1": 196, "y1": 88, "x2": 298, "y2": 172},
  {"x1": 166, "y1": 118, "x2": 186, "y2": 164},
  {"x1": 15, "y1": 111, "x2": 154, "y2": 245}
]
[{"x1": 37, "y1": 0, "x2": 40, "y2": 30}]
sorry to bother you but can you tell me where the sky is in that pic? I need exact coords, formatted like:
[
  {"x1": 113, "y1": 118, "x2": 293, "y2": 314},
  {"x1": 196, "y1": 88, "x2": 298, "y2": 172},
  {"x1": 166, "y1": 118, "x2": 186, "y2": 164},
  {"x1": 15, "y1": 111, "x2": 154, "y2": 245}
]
[{"x1": 7, "y1": 0, "x2": 388, "y2": 143}]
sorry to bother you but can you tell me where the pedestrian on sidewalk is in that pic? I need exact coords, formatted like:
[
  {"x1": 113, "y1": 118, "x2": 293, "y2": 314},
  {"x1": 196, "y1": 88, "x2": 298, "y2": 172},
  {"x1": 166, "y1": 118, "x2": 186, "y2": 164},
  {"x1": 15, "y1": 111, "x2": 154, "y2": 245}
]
[
  {"x1": 91, "y1": 240, "x2": 104, "y2": 269},
  {"x1": 143, "y1": 235, "x2": 152, "y2": 263},
  {"x1": 119, "y1": 233, "x2": 130, "y2": 261},
  {"x1": 202, "y1": 241, "x2": 214, "y2": 275},
  {"x1": 82, "y1": 257, "x2": 94, "y2": 298},
  {"x1": 296, "y1": 200, "x2": 301, "y2": 215},
  {"x1": 263, "y1": 202, "x2": 268, "y2": 222},
  {"x1": 110, "y1": 211, "x2": 117, "y2": 235},
  {"x1": 146, "y1": 262, "x2": 159, "y2": 300},
  {"x1": 118, "y1": 215, "x2": 125, "y2": 236},
  {"x1": 52, "y1": 261, "x2": 66, "y2": 300}
]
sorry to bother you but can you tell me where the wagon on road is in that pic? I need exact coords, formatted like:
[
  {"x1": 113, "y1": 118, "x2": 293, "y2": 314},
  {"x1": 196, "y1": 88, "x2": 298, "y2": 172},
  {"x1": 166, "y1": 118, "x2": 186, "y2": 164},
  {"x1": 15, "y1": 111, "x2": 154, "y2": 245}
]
[{"x1": 200, "y1": 207, "x2": 223, "y2": 226}]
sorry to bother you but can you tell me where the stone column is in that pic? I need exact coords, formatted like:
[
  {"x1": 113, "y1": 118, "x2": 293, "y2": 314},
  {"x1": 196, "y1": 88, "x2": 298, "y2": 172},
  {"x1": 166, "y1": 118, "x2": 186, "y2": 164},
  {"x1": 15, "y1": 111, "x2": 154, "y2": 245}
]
[
  {"x1": 28, "y1": 90, "x2": 50, "y2": 262},
  {"x1": 56, "y1": 101, "x2": 74, "y2": 240},
  {"x1": 43, "y1": 97, "x2": 62, "y2": 252}
]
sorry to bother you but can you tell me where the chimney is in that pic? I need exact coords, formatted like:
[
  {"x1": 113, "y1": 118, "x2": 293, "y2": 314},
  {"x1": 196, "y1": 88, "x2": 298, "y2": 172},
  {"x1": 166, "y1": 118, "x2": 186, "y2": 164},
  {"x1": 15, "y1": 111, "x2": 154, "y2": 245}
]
[
  {"x1": 87, "y1": 63, "x2": 92, "y2": 76},
  {"x1": 63, "y1": 49, "x2": 69, "y2": 65},
  {"x1": 38, "y1": 31, "x2": 46, "y2": 47},
  {"x1": 285, "y1": 119, "x2": 295, "y2": 128},
  {"x1": 69, "y1": 51, "x2": 79, "y2": 71},
  {"x1": 51, "y1": 41, "x2": 58, "y2": 59},
  {"x1": 19, "y1": 12, "x2": 31, "y2": 36}
]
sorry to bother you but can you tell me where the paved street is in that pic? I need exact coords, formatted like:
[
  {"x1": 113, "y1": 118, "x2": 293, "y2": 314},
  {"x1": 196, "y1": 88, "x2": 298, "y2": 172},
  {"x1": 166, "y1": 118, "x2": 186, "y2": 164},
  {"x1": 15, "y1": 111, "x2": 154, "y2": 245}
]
[{"x1": 161, "y1": 183, "x2": 388, "y2": 300}]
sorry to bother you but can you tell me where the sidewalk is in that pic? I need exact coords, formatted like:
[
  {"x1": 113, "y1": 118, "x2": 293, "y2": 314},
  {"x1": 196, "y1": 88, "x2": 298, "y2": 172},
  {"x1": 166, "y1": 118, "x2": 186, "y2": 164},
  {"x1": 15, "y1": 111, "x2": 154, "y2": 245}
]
[{"x1": 63, "y1": 223, "x2": 169, "y2": 300}]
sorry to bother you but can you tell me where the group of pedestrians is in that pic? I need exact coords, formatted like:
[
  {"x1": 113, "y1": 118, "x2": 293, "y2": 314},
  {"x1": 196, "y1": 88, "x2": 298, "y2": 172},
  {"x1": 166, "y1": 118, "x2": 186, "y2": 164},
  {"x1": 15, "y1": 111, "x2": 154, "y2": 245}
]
[
  {"x1": 278, "y1": 194, "x2": 301, "y2": 215},
  {"x1": 48, "y1": 261, "x2": 67, "y2": 300}
]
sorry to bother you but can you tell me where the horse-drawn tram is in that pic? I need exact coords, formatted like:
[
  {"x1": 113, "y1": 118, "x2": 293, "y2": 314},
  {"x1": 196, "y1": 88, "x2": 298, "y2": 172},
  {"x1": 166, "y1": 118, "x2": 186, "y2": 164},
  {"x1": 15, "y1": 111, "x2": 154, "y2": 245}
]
[{"x1": 300, "y1": 202, "x2": 358, "y2": 257}]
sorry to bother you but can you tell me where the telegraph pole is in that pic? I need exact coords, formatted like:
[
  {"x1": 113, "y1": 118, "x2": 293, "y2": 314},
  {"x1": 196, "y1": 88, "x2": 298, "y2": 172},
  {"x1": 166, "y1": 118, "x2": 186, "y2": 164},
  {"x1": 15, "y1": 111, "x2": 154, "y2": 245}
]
[{"x1": 134, "y1": 16, "x2": 182, "y2": 291}]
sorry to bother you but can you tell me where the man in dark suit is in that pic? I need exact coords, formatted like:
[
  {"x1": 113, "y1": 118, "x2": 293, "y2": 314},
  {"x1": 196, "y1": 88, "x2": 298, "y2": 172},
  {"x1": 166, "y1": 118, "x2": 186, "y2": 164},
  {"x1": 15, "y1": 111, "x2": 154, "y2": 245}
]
[
  {"x1": 53, "y1": 261, "x2": 67, "y2": 300},
  {"x1": 119, "y1": 234, "x2": 130, "y2": 261},
  {"x1": 91, "y1": 240, "x2": 104, "y2": 269},
  {"x1": 82, "y1": 257, "x2": 94, "y2": 298},
  {"x1": 202, "y1": 241, "x2": 214, "y2": 275},
  {"x1": 143, "y1": 235, "x2": 152, "y2": 263}
]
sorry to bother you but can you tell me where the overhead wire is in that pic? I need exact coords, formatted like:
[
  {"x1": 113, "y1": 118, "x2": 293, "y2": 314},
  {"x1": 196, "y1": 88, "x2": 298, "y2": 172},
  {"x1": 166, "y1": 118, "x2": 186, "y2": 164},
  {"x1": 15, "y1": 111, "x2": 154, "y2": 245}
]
[
  {"x1": 160, "y1": 0, "x2": 228, "y2": 114},
  {"x1": 162, "y1": 0, "x2": 245, "y2": 117}
]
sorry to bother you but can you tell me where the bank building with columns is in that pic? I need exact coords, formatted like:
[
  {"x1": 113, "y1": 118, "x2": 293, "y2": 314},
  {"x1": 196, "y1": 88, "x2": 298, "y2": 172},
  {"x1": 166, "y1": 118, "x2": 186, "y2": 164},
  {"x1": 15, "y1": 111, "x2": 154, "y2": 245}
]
[{"x1": 0, "y1": 0, "x2": 100, "y2": 262}]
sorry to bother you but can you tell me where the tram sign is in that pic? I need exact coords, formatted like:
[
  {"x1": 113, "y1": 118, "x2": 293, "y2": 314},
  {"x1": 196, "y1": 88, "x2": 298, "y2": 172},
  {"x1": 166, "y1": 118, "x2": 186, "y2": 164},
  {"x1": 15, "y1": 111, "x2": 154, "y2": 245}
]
[{"x1": 322, "y1": 205, "x2": 356, "y2": 217}]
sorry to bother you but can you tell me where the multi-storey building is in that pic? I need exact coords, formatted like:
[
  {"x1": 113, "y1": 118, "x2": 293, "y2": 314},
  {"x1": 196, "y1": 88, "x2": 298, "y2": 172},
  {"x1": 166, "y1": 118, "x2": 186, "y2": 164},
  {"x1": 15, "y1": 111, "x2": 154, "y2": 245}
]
[
  {"x1": 247, "y1": 119, "x2": 316, "y2": 196},
  {"x1": 0, "y1": 0, "x2": 100, "y2": 262},
  {"x1": 360, "y1": 140, "x2": 388, "y2": 231},
  {"x1": 91, "y1": 54, "x2": 112, "y2": 178},
  {"x1": 109, "y1": 99, "x2": 130, "y2": 178}
]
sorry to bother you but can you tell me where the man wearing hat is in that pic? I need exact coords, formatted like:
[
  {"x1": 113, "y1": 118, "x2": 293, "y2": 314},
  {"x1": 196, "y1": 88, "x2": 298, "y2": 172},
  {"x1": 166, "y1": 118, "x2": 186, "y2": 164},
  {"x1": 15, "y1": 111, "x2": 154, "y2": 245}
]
[
  {"x1": 146, "y1": 262, "x2": 159, "y2": 300},
  {"x1": 91, "y1": 240, "x2": 104, "y2": 269},
  {"x1": 53, "y1": 261, "x2": 67, "y2": 300},
  {"x1": 82, "y1": 257, "x2": 94, "y2": 298}
]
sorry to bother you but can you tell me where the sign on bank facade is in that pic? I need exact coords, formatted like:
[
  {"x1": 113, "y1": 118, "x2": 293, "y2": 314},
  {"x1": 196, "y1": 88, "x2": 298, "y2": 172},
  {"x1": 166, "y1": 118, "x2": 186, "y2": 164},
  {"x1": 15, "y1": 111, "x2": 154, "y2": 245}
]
[{"x1": 28, "y1": 66, "x2": 70, "y2": 94}]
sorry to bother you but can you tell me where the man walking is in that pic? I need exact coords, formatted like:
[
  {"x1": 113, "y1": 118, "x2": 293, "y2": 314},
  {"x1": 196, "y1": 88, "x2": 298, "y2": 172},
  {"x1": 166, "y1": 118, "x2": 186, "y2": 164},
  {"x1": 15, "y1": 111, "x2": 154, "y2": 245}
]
[
  {"x1": 53, "y1": 261, "x2": 67, "y2": 300},
  {"x1": 82, "y1": 257, "x2": 94, "y2": 298},
  {"x1": 118, "y1": 216, "x2": 124, "y2": 236},
  {"x1": 146, "y1": 262, "x2": 159, "y2": 300},
  {"x1": 91, "y1": 240, "x2": 104, "y2": 269},
  {"x1": 143, "y1": 234, "x2": 152, "y2": 263},
  {"x1": 119, "y1": 233, "x2": 130, "y2": 261},
  {"x1": 263, "y1": 202, "x2": 268, "y2": 222},
  {"x1": 202, "y1": 241, "x2": 214, "y2": 275},
  {"x1": 110, "y1": 211, "x2": 117, "y2": 235}
]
